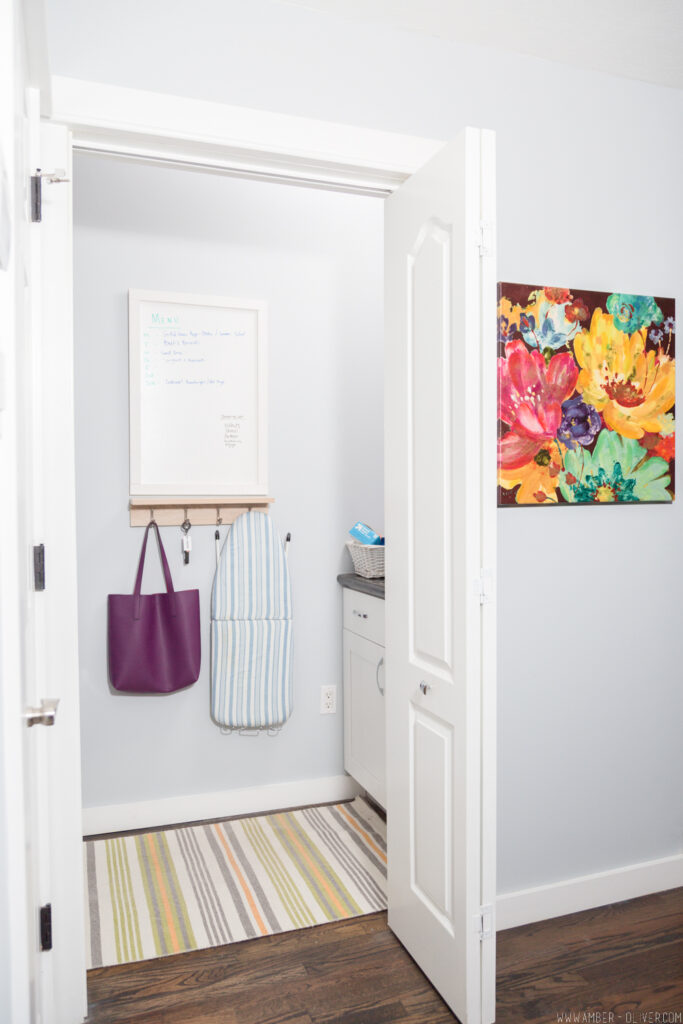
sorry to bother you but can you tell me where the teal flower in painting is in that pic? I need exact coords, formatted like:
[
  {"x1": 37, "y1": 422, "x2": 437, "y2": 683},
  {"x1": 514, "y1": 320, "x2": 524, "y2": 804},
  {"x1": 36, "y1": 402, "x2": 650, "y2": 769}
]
[
  {"x1": 560, "y1": 429, "x2": 672, "y2": 503},
  {"x1": 571, "y1": 463, "x2": 637, "y2": 503},
  {"x1": 605, "y1": 293, "x2": 663, "y2": 333}
]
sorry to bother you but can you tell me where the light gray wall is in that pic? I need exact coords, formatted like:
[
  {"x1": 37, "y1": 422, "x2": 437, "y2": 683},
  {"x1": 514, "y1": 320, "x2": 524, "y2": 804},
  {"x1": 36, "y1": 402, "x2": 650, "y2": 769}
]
[
  {"x1": 73, "y1": 153, "x2": 383, "y2": 811},
  {"x1": 55, "y1": 0, "x2": 683, "y2": 893}
]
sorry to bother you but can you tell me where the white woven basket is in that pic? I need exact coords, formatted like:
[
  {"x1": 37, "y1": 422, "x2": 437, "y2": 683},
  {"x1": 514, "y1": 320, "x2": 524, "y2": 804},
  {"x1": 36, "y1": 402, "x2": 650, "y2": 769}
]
[{"x1": 346, "y1": 541, "x2": 385, "y2": 579}]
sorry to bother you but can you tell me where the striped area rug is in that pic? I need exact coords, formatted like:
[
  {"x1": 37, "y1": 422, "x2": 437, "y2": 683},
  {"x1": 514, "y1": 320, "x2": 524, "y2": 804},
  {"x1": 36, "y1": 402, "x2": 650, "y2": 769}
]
[{"x1": 84, "y1": 797, "x2": 386, "y2": 969}]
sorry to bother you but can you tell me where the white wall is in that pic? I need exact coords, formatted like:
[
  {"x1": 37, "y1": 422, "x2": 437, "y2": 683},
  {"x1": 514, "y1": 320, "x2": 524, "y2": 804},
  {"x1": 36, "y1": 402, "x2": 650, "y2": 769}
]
[
  {"x1": 52, "y1": 0, "x2": 683, "y2": 893},
  {"x1": 73, "y1": 153, "x2": 383, "y2": 815}
]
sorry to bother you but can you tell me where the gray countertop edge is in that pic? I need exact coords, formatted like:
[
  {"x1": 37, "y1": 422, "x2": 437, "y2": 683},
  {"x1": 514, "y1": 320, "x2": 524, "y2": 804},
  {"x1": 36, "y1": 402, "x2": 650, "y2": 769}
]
[{"x1": 337, "y1": 572, "x2": 385, "y2": 600}]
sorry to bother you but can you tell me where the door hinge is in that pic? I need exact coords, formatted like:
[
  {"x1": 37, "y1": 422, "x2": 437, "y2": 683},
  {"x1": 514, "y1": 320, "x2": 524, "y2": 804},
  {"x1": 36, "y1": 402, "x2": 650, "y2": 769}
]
[
  {"x1": 40, "y1": 903, "x2": 52, "y2": 951},
  {"x1": 23, "y1": 698, "x2": 60, "y2": 728},
  {"x1": 478, "y1": 220, "x2": 493, "y2": 257},
  {"x1": 30, "y1": 169, "x2": 70, "y2": 223},
  {"x1": 475, "y1": 569, "x2": 493, "y2": 605},
  {"x1": 33, "y1": 543, "x2": 45, "y2": 591},
  {"x1": 478, "y1": 904, "x2": 493, "y2": 940}
]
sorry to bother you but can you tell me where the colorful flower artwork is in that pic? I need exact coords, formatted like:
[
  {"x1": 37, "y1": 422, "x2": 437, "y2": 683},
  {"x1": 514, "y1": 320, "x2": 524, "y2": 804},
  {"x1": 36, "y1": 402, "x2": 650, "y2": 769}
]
[{"x1": 497, "y1": 284, "x2": 675, "y2": 506}]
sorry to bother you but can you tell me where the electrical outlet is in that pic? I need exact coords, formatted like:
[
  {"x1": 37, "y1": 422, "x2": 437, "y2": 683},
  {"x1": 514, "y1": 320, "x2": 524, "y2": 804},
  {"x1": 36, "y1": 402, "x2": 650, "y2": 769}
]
[{"x1": 320, "y1": 685, "x2": 337, "y2": 714}]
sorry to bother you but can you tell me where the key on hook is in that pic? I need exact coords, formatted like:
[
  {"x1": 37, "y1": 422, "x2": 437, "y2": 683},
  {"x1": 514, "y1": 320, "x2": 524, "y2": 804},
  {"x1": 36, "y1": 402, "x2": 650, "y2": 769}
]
[{"x1": 181, "y1": 517, "x2": 192, "y2": 564}]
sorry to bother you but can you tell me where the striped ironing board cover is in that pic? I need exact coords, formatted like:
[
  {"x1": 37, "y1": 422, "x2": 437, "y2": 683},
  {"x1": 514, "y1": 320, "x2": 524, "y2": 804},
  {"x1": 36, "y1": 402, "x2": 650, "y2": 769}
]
[{"x1": 211, "y1": 511, "x2": 293, "y2": 730}]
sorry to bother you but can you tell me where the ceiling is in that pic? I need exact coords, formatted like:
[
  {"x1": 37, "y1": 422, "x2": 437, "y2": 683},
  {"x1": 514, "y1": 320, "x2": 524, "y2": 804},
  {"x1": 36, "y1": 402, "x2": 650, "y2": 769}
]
[{"x1": 282, "y1": 0, "x2": 683, "y2": 90}]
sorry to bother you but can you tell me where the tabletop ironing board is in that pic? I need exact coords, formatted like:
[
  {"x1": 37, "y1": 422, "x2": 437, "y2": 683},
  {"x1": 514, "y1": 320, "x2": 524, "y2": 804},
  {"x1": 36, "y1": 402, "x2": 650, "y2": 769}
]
[{"x1": 211, "y1": 510, "x2": 293, "y2": 732}]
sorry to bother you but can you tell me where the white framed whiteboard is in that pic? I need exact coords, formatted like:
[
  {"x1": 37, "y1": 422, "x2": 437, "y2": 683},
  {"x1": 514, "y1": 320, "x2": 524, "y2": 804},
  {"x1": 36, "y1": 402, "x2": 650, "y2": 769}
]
[{"x1": 129, "y1": 289, "x2": 268, "y2": 496}]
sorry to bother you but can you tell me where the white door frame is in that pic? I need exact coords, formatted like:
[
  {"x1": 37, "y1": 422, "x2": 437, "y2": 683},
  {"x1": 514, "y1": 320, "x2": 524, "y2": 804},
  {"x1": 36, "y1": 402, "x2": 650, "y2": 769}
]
[
  {"x1": 50, "y1": 76, "x2": 444, "y2": 195},
  {"x1": 39, "y1": 76, "x2": 497, "y2": 1019}
]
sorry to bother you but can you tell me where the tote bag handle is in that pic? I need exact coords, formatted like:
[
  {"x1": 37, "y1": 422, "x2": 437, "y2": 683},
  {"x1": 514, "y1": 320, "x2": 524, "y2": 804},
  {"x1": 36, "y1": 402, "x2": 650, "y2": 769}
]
[{"x1": 133, "y1": 520, "x2": 177, "y2": 620}]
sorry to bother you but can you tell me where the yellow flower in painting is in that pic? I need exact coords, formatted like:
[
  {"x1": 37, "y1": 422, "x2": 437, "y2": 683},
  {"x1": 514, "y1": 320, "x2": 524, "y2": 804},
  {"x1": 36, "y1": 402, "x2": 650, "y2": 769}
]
[
  {"x1": 574, "y1": 310, "x2": 675, "y2": 440},
  {"x1": 498, "y1": 442, "x2": 565, "y2": 504}
]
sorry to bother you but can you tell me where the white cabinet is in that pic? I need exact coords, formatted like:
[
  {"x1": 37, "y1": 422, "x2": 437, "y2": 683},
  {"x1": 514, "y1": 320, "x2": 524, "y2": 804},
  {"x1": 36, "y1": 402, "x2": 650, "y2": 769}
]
[{"x1": 342, "y1": 590, "x2": 386, "y2": 808}]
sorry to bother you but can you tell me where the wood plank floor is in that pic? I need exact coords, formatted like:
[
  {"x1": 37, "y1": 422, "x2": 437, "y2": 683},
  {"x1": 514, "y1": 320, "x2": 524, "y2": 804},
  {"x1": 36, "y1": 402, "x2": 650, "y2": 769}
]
[{"x1": 86, "y1": 887, "x2": 683, "y2": 1024}]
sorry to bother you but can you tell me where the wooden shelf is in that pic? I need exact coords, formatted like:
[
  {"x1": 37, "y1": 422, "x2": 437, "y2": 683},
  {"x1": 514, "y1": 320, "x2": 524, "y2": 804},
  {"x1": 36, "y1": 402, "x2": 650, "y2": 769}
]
[{"x1": 129, "y1": 496, "x2": 274, "y2": 527}]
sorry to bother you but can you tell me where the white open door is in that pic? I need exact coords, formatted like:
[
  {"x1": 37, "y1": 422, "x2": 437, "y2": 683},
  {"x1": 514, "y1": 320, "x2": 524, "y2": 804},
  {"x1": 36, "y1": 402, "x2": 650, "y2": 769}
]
[
  {"x1": 384, "y1": 127, "x2": 497, "y2": 1024},
  {"x1": 18, "y1": 108, "x2": 87, "y2": 1024},
  {"x1": 37, "y1": 117, "x2": 88, "y2": 1024},
  {"x1": 1, "y1": 76, "x2": 85, "y2": 1022}
]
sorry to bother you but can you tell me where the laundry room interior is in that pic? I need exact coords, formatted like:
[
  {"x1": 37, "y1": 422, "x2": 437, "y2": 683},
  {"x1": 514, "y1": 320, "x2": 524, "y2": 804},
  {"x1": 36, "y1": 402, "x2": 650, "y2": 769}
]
[{"x1": 74, "y1": 154, "x2": 385, "y2": 831}]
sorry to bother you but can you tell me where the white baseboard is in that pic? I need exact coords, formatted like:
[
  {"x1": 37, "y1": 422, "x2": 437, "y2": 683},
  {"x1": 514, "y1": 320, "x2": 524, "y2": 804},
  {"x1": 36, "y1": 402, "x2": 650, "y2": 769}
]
[
  {"x1": 85, "y1": 787, "x2": 681, "y2": 931},
  {"x1": 83, "y1": 773, "x2": 362, "y2": 836},
  {"x1": 496, "y1": 853, "x2": 683, "y2": 930}
]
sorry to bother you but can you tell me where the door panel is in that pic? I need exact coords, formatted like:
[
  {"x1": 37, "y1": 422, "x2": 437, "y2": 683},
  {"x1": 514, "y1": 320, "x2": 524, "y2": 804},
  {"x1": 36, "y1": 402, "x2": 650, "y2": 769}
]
[
  {"x1": 409, "y1": 219, "x2": 452, "y2": 671},
  {"x1": 412, "y1": 708, "x2": 452, "y2": 921},
  {"x1": 385, "y1": 127, "x2": 496, "y2": 1024}
]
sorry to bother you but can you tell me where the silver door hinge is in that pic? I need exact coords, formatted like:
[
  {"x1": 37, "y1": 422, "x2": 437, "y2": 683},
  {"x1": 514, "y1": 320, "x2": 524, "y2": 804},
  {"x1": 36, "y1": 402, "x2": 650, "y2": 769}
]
[
  {"x1": 478, "y1": 221, "x2": 493, "y2": 257},
  {"x1": 23, "y1": 698, "x2": 59, "y2": 728},
  {"x1": 475, "y1": 569, "x2": 493, "y2": 605},
  {"x1": 30, "y1": 169, "x2": 70, "y2": 223},
  {"x1": 478, "y1": 904, "x2": 493, "y2": 940}
]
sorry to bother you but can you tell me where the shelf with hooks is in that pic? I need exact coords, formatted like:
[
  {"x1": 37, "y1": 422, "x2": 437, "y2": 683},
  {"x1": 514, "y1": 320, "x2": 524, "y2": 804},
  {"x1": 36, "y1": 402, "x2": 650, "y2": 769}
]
[{"x1": 129, "y1": 496, "x2": 274, "y2": 527}]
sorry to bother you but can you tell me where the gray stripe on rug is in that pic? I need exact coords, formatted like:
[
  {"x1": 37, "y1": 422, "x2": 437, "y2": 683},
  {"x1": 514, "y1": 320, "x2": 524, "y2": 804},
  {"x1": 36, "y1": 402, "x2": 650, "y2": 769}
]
[
  {"x1": 86, "y1": 841, "x2": 102, "y2": 968},
  {"x1": 176, "y1": 828, "x2": 224, "y2": 947},
  {"x1": 328, "y1": 806, "x2": 387, "y2": 877},
  {"x1": 345, "y1": 802, "x2": 388, "y2": 850},
  {"x1": 185, "y1": 827, "x2": 234, "y2": 945},
  {"x1": 303, "y1": 807, "x2": 385, "y2": 909},
  {"x1": 221, "y1": 821, "x2": 281, "y2": 933},
  {"x1": 203, "y1": 824, "x2": 258, "y2": 939}
]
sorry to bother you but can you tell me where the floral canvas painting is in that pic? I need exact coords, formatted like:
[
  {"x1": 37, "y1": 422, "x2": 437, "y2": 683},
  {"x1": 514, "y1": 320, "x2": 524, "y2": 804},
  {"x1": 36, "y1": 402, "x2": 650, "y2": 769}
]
[{"x1": 497, "y1": 284, "x2": 675, "y2": 506}]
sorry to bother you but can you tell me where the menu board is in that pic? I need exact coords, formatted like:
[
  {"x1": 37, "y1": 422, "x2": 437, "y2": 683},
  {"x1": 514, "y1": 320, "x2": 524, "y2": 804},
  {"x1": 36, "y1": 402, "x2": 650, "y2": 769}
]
[{"x1": 129, "y1": 290, "x2": 268, "y2": 495}]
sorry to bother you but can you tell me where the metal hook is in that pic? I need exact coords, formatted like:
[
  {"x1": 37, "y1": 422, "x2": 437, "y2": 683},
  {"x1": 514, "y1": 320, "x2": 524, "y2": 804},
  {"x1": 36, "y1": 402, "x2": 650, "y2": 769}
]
[
  {"x1": 149, "y1": 508, "x2": 155, "y2": 523},
  {"x1": 216, "y1": 507, "x2": 223, "y2": 526},
  {"x1": 180, "y1": 513, "x2": 192, "y2": 565}
]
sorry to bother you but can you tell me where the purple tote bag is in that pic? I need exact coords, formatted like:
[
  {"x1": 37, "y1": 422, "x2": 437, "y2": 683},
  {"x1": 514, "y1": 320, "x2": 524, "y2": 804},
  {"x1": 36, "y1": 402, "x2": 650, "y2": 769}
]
[{"x1": 108, "y1": 520, "x2": 201, "y2": 693}]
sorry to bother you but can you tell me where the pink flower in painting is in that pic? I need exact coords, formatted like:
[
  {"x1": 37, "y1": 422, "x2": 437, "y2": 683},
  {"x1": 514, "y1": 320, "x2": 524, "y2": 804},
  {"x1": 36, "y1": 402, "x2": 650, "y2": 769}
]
[{"x1": 498, "y1": 339, "x2": 578, "y2": 469}]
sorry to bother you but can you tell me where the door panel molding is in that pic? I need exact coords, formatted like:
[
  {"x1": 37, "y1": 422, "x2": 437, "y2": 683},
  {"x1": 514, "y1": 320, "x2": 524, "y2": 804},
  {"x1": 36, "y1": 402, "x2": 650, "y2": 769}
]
[
  {"x1": 410, "y1": 706, "x2": 454, "y2": 929},
  {"x1": 407, "y1": 218, "x2": 453, "y2": 676}
]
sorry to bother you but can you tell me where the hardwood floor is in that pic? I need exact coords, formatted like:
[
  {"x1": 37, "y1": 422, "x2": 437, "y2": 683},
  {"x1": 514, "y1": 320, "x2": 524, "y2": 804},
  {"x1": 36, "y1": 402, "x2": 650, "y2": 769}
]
[{"x1": 86, "y1": 888, "x2": 683, "y2": 1024}]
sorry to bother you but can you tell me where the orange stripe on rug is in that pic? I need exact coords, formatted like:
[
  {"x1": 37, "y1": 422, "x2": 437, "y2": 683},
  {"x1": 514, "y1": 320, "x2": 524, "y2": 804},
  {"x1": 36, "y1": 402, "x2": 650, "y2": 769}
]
[
  {"x1": 338, "y1": 806, "x2": 387, "y2": 864},
  {"x1": 274, "y1": 814, "x2": 350, "y2": 918},
  {"x1": 147, "y1": 833, "x2": 181, "y2": 954}
]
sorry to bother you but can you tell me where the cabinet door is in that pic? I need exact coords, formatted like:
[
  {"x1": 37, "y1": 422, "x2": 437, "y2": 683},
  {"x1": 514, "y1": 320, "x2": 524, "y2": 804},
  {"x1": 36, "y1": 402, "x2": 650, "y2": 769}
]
[{"x1": 343, "y1": 630, "x2": 386, "y2": 807}]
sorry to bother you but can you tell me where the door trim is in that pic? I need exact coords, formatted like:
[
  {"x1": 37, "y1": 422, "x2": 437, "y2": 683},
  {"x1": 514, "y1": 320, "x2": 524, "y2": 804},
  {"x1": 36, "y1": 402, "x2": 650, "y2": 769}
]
[
  {"x1": 50, "y1": 76, "x2": 445, "y2": 195},
  {"x1": 41, "y1": 85, "x2": 497, "y2": 1023},
  {"x1": 478, "y1": 128, "x2": 497, "y2": 1024}
]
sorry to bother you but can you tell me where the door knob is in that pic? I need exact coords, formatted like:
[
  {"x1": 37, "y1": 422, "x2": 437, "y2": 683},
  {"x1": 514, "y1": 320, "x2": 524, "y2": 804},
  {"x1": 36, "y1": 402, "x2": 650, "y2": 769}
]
[
  {"x1": 419, "y1": 681, "x2": 430, "y2": 695},
  {"x1": 23, "y1": 698, "x2": 60, "y2": 728}
]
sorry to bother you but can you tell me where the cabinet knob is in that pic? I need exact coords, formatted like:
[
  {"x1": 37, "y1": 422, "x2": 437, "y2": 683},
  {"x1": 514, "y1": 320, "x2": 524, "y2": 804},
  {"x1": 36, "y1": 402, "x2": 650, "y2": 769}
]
[
  {"x1": 419, "y1": 681, "x2": 430, "y2": 696},
  {"x1": 353, "y1": 609, "x2": 368, "y2": 619}
]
